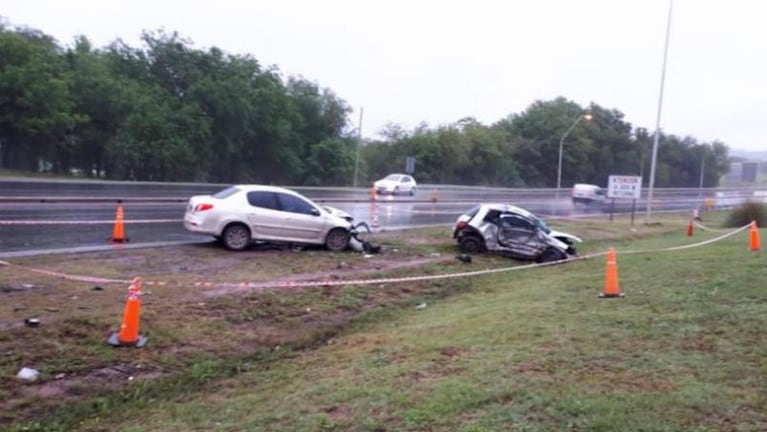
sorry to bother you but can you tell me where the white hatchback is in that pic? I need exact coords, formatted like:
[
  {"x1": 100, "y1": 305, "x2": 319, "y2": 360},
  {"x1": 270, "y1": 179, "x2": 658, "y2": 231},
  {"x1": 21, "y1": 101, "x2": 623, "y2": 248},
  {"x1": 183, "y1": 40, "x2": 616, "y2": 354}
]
[
  {"x1": 184, "y1": 185, "x2": 355, "y2": 251},
  {"x1": 452, "y1": 203, "x2": 581, "y2": 262},
  {"x1": 374, "y1": 174, "x2": 417, "y2": 195}
]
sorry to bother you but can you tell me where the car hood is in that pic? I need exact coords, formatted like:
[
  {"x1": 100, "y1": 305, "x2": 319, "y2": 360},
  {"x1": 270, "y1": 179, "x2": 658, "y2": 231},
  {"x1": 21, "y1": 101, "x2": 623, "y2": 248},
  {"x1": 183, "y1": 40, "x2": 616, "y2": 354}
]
[
  {"x1": 374, "y1": 179, "x2": 396, "y2": 187},
  {"x1": 549, "y1": 229, "x2": 582, "y2": 243},
  {"x1": 548, "y1": 235, "x2": 570, "y2": 251},
  {"x1": 322, "y1": 205, "x2": 353, "y2": 222}
]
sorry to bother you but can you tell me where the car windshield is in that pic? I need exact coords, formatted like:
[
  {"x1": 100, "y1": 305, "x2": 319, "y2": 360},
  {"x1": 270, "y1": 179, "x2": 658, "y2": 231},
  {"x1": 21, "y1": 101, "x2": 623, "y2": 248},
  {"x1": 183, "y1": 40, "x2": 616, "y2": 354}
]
[
  {"x1": 384, "y1": 174, "x2": 402, "y2": 181},
  {"x1": 531, "y1": 214, "x2": 552, "y2": 234}
]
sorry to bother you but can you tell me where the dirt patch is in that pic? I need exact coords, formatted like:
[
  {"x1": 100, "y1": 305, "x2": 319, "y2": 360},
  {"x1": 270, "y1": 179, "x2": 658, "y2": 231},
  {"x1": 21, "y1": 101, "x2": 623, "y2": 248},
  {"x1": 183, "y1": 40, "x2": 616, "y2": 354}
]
[
  {"x1": 325, "y1": 403, "x2": 354, "y2": 420},
  {"x1": 0, "y1": 230, "x2": 485, "y2": 426}
]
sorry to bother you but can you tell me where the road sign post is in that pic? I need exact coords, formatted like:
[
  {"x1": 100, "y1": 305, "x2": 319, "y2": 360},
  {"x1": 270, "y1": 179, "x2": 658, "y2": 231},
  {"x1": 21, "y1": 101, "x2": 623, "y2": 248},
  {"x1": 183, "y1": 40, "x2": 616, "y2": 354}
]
[
  {"x1": 607, "y1": 175, "x2": 642, "y2": 225},
  {"x1": 405, "y1": 156, "x2": 415, "y2": 174}
]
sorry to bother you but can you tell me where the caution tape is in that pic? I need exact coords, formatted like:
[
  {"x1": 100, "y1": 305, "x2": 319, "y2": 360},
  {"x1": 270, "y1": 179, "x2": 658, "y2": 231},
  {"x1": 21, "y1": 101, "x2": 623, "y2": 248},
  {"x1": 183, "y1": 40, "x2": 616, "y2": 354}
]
[
  {"x1": 693, "y1": 221, "x2": 734, "y2": 233},
  {"x1": 0, "y1": 219, "x2": 182, "y2": 225},
  {"x1": 0, "y1": 259, "x2": 130, "y2": 284},
  {"x1": 0, "y1": 223, "x2": 752, "y2": 291},
  {"x1": 620, "y1": 223, "x2": 751, "y2": 255}
]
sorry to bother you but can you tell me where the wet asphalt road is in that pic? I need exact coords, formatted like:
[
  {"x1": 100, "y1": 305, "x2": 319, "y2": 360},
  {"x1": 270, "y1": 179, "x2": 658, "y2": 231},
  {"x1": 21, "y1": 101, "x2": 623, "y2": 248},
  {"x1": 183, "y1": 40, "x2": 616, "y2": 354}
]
[
  {"x1": 0, "y1": 198, "x2": 576, "y2": 254},
  {"x1": 0, "y1": 178, "x2": 722, "y2": 255}
]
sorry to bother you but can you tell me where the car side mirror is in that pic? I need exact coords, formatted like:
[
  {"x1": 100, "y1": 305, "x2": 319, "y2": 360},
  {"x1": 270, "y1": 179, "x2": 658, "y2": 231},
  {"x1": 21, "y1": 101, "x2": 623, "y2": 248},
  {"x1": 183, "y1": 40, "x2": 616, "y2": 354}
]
[{"x1": 311, "y1": 208, "x2": 321, "y2": 216}]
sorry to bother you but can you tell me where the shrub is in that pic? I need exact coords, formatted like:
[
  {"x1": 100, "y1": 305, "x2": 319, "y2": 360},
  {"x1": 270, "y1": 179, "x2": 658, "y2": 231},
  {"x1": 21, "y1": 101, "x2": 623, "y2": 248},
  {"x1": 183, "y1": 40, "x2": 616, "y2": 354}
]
[{"x1": 724, "y1": 201, "x2": 767, "y2": 228}]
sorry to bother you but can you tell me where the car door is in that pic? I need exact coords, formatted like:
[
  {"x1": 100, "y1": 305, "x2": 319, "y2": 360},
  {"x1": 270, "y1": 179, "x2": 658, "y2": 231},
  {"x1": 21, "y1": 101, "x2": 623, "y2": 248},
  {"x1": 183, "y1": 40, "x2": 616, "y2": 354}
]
[
  {"x1": 497, "y1": 214, "x2": 544, "y2": 258},
  {"x1": 245, "y1": 191, "x2": 284, "y2": 240},
  {"x1": 275, "y1": 192, "x2": 326, "y2": 243},
  {"x1": 401, "y1": 176, "x2": 414, "y2": 192}
]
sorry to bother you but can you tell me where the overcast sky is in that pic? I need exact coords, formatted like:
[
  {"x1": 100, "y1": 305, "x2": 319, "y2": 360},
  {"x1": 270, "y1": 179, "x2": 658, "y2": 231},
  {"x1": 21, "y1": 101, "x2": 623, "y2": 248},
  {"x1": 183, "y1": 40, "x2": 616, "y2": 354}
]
[{"x1": 2, "y1": 0, "x2": 765, "y2": 151}]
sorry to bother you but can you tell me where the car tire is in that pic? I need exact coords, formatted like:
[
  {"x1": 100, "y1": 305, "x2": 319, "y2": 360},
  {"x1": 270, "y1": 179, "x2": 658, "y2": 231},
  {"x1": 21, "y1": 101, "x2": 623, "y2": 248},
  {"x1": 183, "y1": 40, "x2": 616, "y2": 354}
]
[
  {"x1": 538, "y1": 247, "x2": 565, "y2": 263},
  {"x1": 325, "y1": 228, "x2": 351, "y2": 252},
  {"x1": 409, "y1": 187, "x2": 416, "y2": 196},
  {"x1": 221, "y1": 223, "x2": 251, "y2": 251},
  {"x1": 459, "y1": 235, "x2": 485, "y2": 254}
]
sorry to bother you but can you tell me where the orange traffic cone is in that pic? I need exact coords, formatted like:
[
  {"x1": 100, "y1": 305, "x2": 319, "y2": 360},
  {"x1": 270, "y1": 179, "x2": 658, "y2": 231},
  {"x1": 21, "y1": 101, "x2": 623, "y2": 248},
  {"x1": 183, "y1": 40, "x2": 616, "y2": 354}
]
[
  {"x1": 750, "y1": 220, "x2": 760, "y2": 251},
  {"x1": 599, "y1": 247, "x2": 625, "y2": 298},
  {"x1": 430, "y1": 188, "x2": 439, "y2": 203},
  {"x1": 110, "y1": 205, "x2": 129, "y2": 243},
  {"x1": 686, "y1": 218, "x2": 694, "y2": 237},
  {"x1": 108, "y1": 277, "x2": 148, "y2": 347},
  {"x1": 370, "y1": 186, "x2": 377, "y2": 201}
]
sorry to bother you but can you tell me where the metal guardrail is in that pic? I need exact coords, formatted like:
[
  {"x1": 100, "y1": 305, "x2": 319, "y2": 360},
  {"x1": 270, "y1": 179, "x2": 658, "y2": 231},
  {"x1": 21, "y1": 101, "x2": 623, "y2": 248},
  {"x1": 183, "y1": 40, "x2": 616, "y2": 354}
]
[{"x1": 1, "y1": 178, "x2": 766, "y2": 204}]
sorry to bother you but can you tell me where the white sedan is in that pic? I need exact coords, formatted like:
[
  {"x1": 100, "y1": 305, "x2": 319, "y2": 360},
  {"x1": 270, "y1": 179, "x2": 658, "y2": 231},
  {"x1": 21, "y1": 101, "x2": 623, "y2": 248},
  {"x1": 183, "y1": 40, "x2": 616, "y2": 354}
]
[
  {"x1": 184, "y1": 185, "x2": 355, "y2": 251},
  {"x1": 374, "y1": 174, "x2": 417, "y2": 195}
]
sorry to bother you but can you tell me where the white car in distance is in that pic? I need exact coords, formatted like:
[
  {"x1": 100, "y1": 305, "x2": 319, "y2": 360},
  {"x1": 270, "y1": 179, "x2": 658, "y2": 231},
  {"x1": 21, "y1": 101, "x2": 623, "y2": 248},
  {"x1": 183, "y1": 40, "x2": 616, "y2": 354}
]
[
  {"x1": 184, "y1": 185, "x2": 355, "y2": 251},
  {"x1": 374, "y1": 174, "x2": 417, "y2": 196}
]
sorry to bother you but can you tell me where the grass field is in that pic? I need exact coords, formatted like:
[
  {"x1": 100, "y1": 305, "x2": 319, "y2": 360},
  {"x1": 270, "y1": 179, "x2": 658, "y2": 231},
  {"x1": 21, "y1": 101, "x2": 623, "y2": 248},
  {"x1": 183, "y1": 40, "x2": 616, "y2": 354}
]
[{"x1": 2, "y1": 213, "x2": 766, "y2": 431}]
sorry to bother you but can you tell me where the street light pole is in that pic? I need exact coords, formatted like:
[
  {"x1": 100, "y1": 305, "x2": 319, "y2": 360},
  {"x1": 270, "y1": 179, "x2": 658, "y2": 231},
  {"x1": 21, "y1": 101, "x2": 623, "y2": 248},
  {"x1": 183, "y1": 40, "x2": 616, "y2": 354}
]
[
  {"x1": 645, "y1": 0, "x2": 674, "y2": 222},
  {"x1": 353, "y1": 107, "x2": 364, "y2": 188},
  {"x1": 698, "y1": 153, "x2": 705, "y2": 198},
  {"x1": 556, "y1": 113, "x2": 591, "y2": 199}
]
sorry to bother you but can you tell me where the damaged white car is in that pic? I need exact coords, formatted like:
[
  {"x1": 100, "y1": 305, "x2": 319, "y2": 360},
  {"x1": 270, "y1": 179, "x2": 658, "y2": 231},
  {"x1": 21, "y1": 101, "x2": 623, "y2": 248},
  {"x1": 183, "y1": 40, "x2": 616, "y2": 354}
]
[
  {"x1": 452, "y1": 204, "x2": 581, "y2": 262},
  {"x1": 184, "y1": 185, "x2": 360, "y2": 251}
]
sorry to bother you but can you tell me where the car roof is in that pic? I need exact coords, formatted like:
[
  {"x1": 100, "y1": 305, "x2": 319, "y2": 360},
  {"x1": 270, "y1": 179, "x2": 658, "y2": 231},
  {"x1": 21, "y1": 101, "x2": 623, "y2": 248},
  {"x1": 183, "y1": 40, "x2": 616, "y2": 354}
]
[
  {"x1": 479, "y1": 203, "x2": 534, "y2": 218},
  {"x1": 232, "y1": 184, "x2": 302, "y2": 195}
]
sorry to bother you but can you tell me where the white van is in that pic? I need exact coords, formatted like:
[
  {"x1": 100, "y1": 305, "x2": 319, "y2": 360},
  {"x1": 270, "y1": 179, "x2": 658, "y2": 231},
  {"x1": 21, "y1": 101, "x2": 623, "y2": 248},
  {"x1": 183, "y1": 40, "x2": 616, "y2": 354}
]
[{"x1": 571, "y1": 183, "x2": 606, "y2": 205}]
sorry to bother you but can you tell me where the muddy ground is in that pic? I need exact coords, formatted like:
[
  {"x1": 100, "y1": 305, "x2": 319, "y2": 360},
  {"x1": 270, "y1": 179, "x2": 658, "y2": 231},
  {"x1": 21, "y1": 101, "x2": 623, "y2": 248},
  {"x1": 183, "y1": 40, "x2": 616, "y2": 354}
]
[{"x1": 0, "y1": 227, "x2": 517, "y2": 425}]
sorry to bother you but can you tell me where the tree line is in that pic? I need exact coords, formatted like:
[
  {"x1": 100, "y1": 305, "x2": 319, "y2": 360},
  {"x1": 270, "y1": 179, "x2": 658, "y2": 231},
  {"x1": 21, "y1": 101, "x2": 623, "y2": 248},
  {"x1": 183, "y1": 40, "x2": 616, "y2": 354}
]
[{"x1": 0, "y1": 21, "x2": 730, "y2": 187}]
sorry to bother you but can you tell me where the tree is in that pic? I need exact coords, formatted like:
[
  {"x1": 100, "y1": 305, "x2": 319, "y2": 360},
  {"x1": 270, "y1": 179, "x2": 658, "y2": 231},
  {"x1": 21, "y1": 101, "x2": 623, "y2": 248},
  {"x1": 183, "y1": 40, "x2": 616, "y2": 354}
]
[{"x1": 0, "y1": 26, "x2": 80, "y2": 171}]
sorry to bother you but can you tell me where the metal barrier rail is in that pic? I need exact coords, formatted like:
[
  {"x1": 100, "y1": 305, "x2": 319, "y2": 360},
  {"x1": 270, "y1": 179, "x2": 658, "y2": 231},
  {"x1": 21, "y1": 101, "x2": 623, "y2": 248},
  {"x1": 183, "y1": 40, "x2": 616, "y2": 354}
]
[{"x1": 0, "y1": 196, "x2": 529, "y2": 204}]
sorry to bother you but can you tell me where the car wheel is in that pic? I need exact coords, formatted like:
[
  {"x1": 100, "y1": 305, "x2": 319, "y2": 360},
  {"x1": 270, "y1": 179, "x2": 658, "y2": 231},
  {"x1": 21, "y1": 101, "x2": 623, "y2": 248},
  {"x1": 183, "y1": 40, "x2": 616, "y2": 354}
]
[
  {"x1": 222, "y1": 223, "x2": 251, "y2": 251},
  {"x1": 409, "y1": 187, "x2": 416, "y2": 196},
  {"x1": 538, "y1": 247, "x2": 565, "y2": 263},
  {"x1": 325, "y1": 228, "x2": 351, "y2": 252},
  {"x1": 459, "y1": 235, "x2": 484, "y2": 254}
]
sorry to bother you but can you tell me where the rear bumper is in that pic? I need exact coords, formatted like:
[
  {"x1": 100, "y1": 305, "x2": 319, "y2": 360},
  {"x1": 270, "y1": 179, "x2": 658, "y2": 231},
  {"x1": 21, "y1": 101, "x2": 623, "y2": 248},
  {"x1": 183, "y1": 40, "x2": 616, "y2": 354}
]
[{"x1": 184, "y1": 215, "x2": 215, "y2": 235}]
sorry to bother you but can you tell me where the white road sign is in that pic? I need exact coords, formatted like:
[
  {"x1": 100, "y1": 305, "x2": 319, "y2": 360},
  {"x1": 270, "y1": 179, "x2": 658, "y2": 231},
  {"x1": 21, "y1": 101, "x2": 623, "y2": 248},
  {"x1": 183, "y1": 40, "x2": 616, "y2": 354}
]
[{"x1": 607, "y1": 175, "x2": 642, "y2": 199}]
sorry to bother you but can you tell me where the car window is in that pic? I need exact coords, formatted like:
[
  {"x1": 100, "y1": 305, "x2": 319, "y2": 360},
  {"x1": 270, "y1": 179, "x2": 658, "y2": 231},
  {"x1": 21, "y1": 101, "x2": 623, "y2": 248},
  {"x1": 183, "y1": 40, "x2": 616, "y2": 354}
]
[
  {"x1": 247, "y1": 191, "x2": 279, "y2": 210},
  {"x1": 501, "y1": 215, "x2": 534, "y2": 231},
  {"x1": 462, "y1": 205, "x2": 481, "y2": 220},
  {"x1": 276, "y1": 193, "x2": 316, "y2": 215},
  {"x1": 483, "y1": 209, "x2": 502, "y2": 223},
  {"x1": 212, "y1": 186, "x2": 240, "y2": 199},
  {"x1": 385, "y1": 174, "x2": 402, "y2": 181}
]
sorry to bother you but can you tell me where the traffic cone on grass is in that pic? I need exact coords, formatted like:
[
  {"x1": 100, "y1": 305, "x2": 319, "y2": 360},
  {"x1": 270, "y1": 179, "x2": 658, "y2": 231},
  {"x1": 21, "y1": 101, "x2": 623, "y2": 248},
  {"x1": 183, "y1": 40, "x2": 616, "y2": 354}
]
[
  {"x1": 599, "y1": 247, "x2": 625, "y2": 299},
  {"x1": 750, "y1": 220, "x2": 760, "y2": 251},
  {"x1": 109, "y1": 204, "x2": 129, "y2": 243},
  {"x1": 108, "y1": 277, "x2": 148, "y2": 347},
  {"x1": 686, "y1": 218, "x2": 694, "y2": 237}
]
